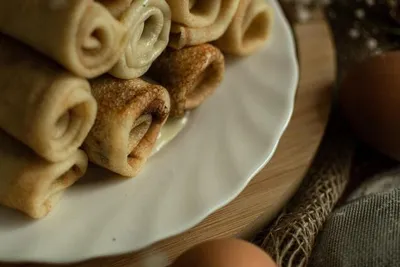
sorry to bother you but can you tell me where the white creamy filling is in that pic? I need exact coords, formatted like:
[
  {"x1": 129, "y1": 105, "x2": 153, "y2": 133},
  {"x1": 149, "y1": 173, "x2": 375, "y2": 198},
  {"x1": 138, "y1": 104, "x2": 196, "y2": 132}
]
[{"x1": 151, "y1": 112, "x2": 189, "y2": 156}]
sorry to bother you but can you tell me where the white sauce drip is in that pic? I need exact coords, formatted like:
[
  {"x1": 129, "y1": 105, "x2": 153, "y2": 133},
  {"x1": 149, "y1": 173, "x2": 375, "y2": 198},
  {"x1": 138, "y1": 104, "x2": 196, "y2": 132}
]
[{"x1": 151, "y1": 113, "x2": 189, "y2": 156}]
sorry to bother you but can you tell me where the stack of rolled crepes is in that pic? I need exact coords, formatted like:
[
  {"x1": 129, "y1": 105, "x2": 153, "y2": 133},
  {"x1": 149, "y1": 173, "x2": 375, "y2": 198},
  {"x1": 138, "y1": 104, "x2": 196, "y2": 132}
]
[
  {"x1": 146, "y1": 0, "x2": 273, "y2": 116},
  {"x1": 165, "y1": 0, "x2": 272, "y2": 54},
  {"x1": 0, "y1": 35, "x2": 95, "y2": 219},
  {"x1": 0, "y1": 0, "x2": 274, "y2": 219}
]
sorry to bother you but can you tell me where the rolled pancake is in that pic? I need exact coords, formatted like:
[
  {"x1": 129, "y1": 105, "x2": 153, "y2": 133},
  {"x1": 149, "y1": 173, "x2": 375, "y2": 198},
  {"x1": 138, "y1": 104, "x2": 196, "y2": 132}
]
[
  {"x1": 166, "y1": 0, "x2": 220, "y2": 28},
  {"x1": 0, "y1": 0, "x2": 127, "y2": 78},
  {"x1": 0, "y1": 131, "x2": 88, "y2": 219},
  {"x1": 98, "y1": 0, "x2": 171, "y2": 79},
  {"x1": 167, "y1": 0, "x2": 240, "y2": 49},
  {"x1": 84, "y1": 77, "x2": 170, "y2": 177},
  {"x1": 148, "y1": 44, "x2": 224, "y2": 117},
  {"x1": 0, "y1": 35, "x2": 97, "y2": 162},
  {"x1": 215, "y1": 0, "x2": 273, "y2": 56}
]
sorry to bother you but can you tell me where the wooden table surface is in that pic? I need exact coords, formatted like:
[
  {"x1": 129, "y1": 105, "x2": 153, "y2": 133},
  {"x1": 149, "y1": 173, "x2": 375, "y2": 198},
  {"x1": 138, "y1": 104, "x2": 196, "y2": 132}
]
[{"x1": 1, "y1": 10, "x2": 335, "y2": 267}]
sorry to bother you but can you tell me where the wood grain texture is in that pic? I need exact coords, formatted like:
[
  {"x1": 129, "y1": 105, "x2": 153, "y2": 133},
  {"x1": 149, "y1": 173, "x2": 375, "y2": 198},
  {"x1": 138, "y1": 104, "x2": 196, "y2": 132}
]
[{"x1": 0, "y1": 11, "x2": 335, "y2": 267}]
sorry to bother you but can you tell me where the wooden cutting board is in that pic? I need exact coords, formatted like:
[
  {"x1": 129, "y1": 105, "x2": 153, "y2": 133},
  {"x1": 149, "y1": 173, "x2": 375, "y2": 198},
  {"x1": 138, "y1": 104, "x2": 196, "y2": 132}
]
[{"x1": 0, "y1": 9, "x2": 335, "y2": 267}]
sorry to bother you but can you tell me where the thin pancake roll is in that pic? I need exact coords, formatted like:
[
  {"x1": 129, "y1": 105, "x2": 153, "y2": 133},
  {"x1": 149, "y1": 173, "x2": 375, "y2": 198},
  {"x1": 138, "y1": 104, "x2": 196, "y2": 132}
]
[
  {"x1": 0, "y1": 0, "x2": 127, "y2": 78},
  {"x1": 84, "y1": 77, "x2": 170, "y2": 177},
  {"x1": 148, "y1": 44, "x2": 224, "y2": 117},
  {"x1": 215, "y1": 0, "x2": 273, "y2": 56},
  {"x1": 0, "y1": 132, "x2": 88, "y2": 219},
  {"x1": 0, "y1": 35, "x2": 97, "y2": 162},
  {"x1": 98, "y1": 0, "x2": 171, "y2": 79},
  {"x1": 166, "y1": 0, "x2": 240, "y2": 49}
]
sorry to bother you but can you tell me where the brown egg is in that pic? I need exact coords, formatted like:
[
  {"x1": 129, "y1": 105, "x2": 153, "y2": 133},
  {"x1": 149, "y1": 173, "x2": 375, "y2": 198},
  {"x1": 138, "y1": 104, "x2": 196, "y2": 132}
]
[
  {"x1": 339, "y1": 51, "x2": 400, "y2": 161},
  {"x1": 170, "y1": 238, "x2": 277, "y2": 267}
]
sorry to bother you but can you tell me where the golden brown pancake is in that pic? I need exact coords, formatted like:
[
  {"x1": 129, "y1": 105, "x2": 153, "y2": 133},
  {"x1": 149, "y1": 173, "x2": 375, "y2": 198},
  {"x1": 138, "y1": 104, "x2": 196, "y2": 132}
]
[
  {"x1": 84, "y1": 76, "x2": 170, "y2": 177},
  {"x1": 148, "y1": 44, "x2": 225, "y2": 117}
]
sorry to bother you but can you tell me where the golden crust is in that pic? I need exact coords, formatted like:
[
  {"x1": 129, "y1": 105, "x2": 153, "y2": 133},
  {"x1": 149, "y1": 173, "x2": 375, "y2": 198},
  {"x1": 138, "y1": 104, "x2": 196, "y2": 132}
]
[
  {"x1": 148, "y1": 44, "x2": 225, "y2": 117},
  {"x1": 84, "y1": 76, "x2": 170, "y2": 177}
]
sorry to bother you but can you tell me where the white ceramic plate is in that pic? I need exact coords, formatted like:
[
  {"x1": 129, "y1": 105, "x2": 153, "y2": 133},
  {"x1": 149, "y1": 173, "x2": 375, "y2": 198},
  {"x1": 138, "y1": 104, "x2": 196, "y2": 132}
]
[{"x1": 0, "y1": 0, "x2": 298, "y2": 263}]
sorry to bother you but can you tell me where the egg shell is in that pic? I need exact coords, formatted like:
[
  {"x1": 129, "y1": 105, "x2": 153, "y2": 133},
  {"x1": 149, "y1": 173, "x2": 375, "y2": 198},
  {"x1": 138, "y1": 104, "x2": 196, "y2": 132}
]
[
  {"x1": 339, "y1": 51, "x2": 400, "y2": 161},
  {"x1": 170, "y1": 238, "x2": 277, "y2": 267}
]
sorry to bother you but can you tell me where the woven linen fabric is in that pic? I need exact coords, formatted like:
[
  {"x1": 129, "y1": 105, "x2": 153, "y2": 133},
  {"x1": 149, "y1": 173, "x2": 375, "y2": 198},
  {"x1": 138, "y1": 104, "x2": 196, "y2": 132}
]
[
  {"x1": 348, "y1": 167, "x2": 400, "y2": 201},
  {"x1": 309, "y1": 188, "x2": 400, "y2": 267}
]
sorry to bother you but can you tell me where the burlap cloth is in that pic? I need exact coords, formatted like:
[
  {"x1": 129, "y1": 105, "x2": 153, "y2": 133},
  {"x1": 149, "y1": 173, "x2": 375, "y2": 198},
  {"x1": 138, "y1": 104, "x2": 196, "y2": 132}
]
[
  {"x1": 254, "y1": 1, "x2": 400, "y2": 266},
  {"x1": 255, "y1": 112, "x2": 355, "y2": 266}
]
